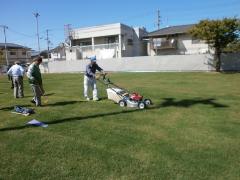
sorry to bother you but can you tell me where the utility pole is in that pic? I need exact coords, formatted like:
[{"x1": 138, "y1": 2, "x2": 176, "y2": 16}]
[
  {"x1": 0, "y1": 25, "x2": 9, "y2": 66},
  {"x1": 46, "y1": 29, "x2": 50, "y2": 61},
  {"x1": 33, "y1": 12, "x2": 40, "y2": 54},
  {"x1": 157, "y1": 9, "x2": 160, "y2": 30},
  {"x1": 64, "y1": 24, "x2": 72, "y2": 46}
]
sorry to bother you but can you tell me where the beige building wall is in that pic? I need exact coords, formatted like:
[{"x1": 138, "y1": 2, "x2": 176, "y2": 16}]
[
  {"x1": 148, "y1": 34, "x2": 209, "y2": 56},
  {"x1": 178, "y1": 34, "x2": 209, "y2": 54},
  {"x1": 0, "y1": 49, "x2": 31, "y2": 65}
]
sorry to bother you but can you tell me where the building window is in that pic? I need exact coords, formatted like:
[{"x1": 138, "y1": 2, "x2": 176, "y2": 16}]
[
  {"x1": 127, "y1": 39, "x2": 133, "y2": 45},
  {"x1": 22, "y1": 51, "x2": 26, "y2": 55},
  {"x1": 79, "y1": 41, "x2": 91, "y2": 46},
  {"x1": 192, "y1": 37, "x2": 204, "y2": 44},
  {"x1": 0, "y1": 51, "x2": 3, "y2": 56},
  {"x1": 104, "y1": 36, "x2": 118, "y2": 44},
  {"x1": 10, "y1": 51, "x2": 16, "y2": 55}
]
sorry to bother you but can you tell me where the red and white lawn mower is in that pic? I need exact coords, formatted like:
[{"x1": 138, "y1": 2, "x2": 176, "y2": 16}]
[{"x1": 98, "y1": 74, "x2": 152, "y2": 109}]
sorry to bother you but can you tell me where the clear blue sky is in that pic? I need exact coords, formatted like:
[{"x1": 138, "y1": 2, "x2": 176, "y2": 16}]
[{"x1": 0, "y1": 0, "x2": 239, "y2": 51}]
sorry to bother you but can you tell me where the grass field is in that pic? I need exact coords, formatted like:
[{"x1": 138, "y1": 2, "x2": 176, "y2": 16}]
[{"x1": 0, "y1": 72, "x2": 240, "y2": 179}]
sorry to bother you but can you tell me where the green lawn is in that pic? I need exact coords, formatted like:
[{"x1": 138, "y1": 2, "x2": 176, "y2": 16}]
[{"x1": 0, "y1": 72, "x2": 240, "y2": 179}]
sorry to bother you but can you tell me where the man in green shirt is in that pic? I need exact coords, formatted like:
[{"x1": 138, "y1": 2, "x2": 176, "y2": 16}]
[{"x1": 27, "y1": 57, "x2": 45, "y2": 106}]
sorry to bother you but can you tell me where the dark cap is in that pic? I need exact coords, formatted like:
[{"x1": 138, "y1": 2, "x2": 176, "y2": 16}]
[{"x1": 34, "y1": 56, "x2": 42, "y2": 62}]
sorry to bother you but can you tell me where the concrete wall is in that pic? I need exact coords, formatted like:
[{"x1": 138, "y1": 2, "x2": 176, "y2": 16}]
[
  {"x1": 41, "y1": 54, "x2": 240, "y2": 73},
  {"x1": 39, "y1": 53, "x2": 240, "y2": 73},
  {"x1": 221, "y1": 53, "x2": 240, "y2": 71}
]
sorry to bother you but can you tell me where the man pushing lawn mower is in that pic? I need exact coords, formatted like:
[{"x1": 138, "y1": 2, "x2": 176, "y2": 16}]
[{"x1": 84, "y1": 56, "x2": 105, "y2": 101}]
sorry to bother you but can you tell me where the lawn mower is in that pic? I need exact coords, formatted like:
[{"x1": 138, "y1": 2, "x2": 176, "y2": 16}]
[{"x1": 97, "y1": 74, "x2": 152, "y2": 109}]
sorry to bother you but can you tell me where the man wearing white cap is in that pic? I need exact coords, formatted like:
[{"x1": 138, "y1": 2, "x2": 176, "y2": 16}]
[{"x1": 84, "y1": 56, "x2": 104, "y2": 101}]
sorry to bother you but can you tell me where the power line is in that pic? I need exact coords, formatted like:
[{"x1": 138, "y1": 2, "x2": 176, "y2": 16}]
[{"x1": 7, "y1": 27, "x2": 35, "y2": 38}]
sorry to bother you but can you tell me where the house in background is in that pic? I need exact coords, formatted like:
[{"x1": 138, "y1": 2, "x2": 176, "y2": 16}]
[
  {"x1": 50, "y1": 43, "x2": 66, "y2": 60},
  {"x1": 66, "y1": 23, "x2": 148, "y2": 60},
  {"x1": 146, "y1": 24, "x2": 209, "y2": 56},
  {"x1": 0, "y1": 43, "x2": 31, "y2": 65}
]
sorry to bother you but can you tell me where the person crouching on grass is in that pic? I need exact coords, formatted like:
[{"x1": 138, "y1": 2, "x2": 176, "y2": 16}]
[
  {"x1": 84, "y1": 56, "x2": 105, "y2": 101},
  {"x1": 27, "y1": 57, "x2": 45, "y2": 106}
]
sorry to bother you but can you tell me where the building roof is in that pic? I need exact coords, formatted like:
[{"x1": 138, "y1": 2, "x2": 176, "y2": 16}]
[
  {"x1": 50, "y1": 43, "x2": 65, "y2": 53},
  {"x1": 71, "y1": 23, "x2": 135, "y2": 40},
  {"x1": 0, "y1": 43, "x2": 30, "y2": 49},
  {"x1": 73, "y1": 23, "x2": 129, "y2": 31},
  {"x1": 147, "y1": 24, "x2": 195, "y2": 37}
]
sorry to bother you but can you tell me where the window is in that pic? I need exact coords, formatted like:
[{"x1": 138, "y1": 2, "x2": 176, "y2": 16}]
[
  {"x1": 105, "y1": 36, "x2": 117, "y2": 44},
  {"x1": 0, "y1": 51, "x2": 3, "y2": 56},
  {"x1": 192, "y1": 37, "x2": 204, "y2": 44},
  {"x1": 153, "y1": 38, "x2": 163, "y2": 47},
  {"x1": 79, "y1": 41, "x2": 91, "y2": 46},
  {"x1": 10, "y1": 51, "x2": 16, "y2": 55},
  {"x1": 22, "y1": 51, "x2": 26, "y2": 55},
  {"x1": 127, "y1": 39, "x2": 133, "y2": 45}
]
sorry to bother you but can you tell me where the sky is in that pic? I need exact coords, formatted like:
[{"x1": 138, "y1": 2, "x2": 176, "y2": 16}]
[{"x1": 0, "y1": 0, "x2": 239, "y2": 51}]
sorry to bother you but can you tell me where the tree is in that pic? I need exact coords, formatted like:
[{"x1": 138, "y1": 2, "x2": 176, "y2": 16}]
[
  {"x1": 224, "y1": 40, "x2": 240, "y2": 53},
  {"x1": 190, "y1": 18, "x2": 240, "y2": 72}
]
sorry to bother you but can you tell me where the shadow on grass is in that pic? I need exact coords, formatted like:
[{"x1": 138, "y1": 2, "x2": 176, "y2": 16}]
[
  {"x1": 24, "y1": 93, "x2": 55, "y2": 98},
  {"x1": 160, "y1": 98, "x2": 228, "y2": 108},
  {"x1": 0, "y1": 100, "x2": 83, "y2": 111},
  {"x1": 46, "y1": 100, "x2": 84, "y2": 107},
  {"x1": 0, "y1": 97, "x2": 228, "y2": 132},
  {"x1": 0, "y1": 105, "x2": 32, "y2": 111},
  {"x1": 220, "y1": 71, "x2": 240, "y2": 74},
  {"x1": 99, "y1": 96, "x2": 108, "y2": 100},
  {"x1": 44, "y1": 93, "x2": 55, "y2": 96}
]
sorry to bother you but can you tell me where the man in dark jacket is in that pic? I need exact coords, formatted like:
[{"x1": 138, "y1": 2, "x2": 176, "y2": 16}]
[
  {"x1": 27, "y1": 57, "x2": 45, "y2": 106},
  {"x1": 84, "y1": 56, "x2": 104, "y2": 101}
]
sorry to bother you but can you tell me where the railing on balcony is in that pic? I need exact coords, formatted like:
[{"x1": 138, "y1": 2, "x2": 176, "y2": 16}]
[
  {"x1": 71, "y1": 43, "x2": 119, "y2": 59},
  {"x1": 152, "y1": 38, "x2": 177, "y2": 49}
]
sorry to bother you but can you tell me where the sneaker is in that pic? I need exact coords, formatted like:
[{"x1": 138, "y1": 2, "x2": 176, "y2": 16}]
[
  {"x1": 93, "y1": 97, "x2": 99, "y2": 101},
  {"x1": 30, "y1": 99, "x2": 36, "y2": 104},
  {"x1": 86, "y1": 97, "x2": 90, "y2": 101}
]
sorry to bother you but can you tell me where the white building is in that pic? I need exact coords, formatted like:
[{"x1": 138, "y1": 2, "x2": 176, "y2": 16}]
[
  {"x1": 50, "y1": 43, "x2": 66, "y2": 60},
  {"x1": 66, "y1": 23, "x2": 148, "y2": 60},
  {"x1": 146, "y1": 24, "x2": 209, "y2": 56}
]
